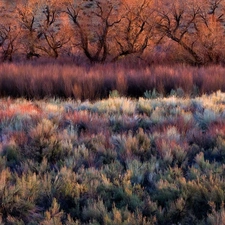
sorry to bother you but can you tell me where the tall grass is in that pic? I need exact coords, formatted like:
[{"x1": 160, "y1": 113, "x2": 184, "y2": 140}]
[{"x1": 1, "y1": 61, "x2": 225, "y2": 100}]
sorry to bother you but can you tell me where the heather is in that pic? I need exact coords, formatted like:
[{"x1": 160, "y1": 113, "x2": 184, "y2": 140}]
[
  {"x1": 1, "y1": 62, "x2": 225, "y2": 100},
  {"x1": 1, "y1": 92, "x2": 225, "y2": 224}
]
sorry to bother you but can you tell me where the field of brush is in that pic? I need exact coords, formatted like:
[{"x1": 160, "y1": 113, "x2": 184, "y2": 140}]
[{"x1": 1, "y1": 91, "x2": 225, "y2": 224}]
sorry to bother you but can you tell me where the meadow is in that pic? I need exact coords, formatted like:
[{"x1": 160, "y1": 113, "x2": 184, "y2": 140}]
[{"x1": 1, "y1": 87, "x2": 225, "y2": 224}]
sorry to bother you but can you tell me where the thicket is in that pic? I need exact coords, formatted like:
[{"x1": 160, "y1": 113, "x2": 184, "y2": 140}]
[
  {"x1": 1, "y1": 92, "x2": 225, "y2": 224},
  {"x1": 1, "y1": 62, "x2": 225, "y2": 100}
]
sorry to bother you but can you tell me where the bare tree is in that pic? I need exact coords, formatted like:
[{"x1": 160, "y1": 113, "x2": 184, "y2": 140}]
[
  {"x1": 17, "y1": 0, "x2": 71, "y2": 59},
  {"x1": 155, "y1": 0, "x2": 225, "y2": 65},
  {"x1": 17, "y1": 0, "x2": 42, "y2": 59},
  {"x1": 0, "y1": 3, "x2": 19, "y2": 61},
  {"x1": 154, "y1": 0, "x2": 205, "y2": 65},
  {"x1": 196, "y1": 0, "x2": 225, "y2": 63},
  {"x1": 0, "y1": 25, "x2": 19, "y2": 61},
  {"x1": 1, "y1": 0, "x2": 225, "y2": 65},
  {"x1": 36, "y1": 0, "x2": 71, "y2": 58},
  {"x1": 65, "y1": 0, "x2": 122, "y2": 63},
  {"x1": 112, "y1": 0, "x2": 156, "y2": 61}
]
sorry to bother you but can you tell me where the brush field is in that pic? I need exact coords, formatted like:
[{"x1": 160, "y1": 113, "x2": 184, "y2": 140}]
[{"x1": 1, "y1": 92, "x2": 225, "y2": 224}]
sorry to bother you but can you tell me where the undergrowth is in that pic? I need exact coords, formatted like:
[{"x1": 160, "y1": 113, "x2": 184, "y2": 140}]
[
  {"x1": 1, "y1": 92, "x2": 225, "y2": 224},
  {"x1": 1, "y1": 63, "x2": 225, "y2": 100}
]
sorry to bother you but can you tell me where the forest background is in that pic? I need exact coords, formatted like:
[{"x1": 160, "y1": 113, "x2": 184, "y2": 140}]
[{"x1": 0, "y1": 0, "x2": 224, "y2": 65}]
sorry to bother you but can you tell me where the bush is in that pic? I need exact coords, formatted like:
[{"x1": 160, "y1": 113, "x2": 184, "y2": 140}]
[{"x1": 0, "y1": 93, "x2": 225, "y2": 224}]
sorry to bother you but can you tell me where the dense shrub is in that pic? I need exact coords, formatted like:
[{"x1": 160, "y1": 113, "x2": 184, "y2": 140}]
[
  {"x1": 1, "y1": 92, "x2": 225, "y2": 224},
  {"x1": 1, "y1": 63, "x2": 225, "y2": 100}
]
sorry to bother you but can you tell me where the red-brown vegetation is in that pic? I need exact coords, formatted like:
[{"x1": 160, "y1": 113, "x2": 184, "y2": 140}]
[{"x1": 1, "y1": 62, "x2": 225, "y2": 100}]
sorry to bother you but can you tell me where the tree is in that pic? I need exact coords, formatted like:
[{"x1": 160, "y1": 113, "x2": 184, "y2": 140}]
[
  {"x1": 155, "y1": 0, "x2": 204, "y2": 65},
  {"x1": 17, "y1": 0, "x2": 71, "y2": 59},
  {"x1": 65, "y1": 0, "x2": 122, "y2": 63},
  {"x1": 112, "y1": 0, "x2": 156, "y2": 61},
  {"x1": 36, "y1": 0, "x2": 71, "y2": 58},
  {"x1": 196, "y1": 0, "x2": 225, "y2": 64},
  {"x1": 0, "y1": 2, "x2": 19, "y2": 61},
  {"x1": 17, "y1": 0, "x2": 42, "y2": 59},
  {"x1": 155, "y1": 0, "x2": 225, "y2": 65}
]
